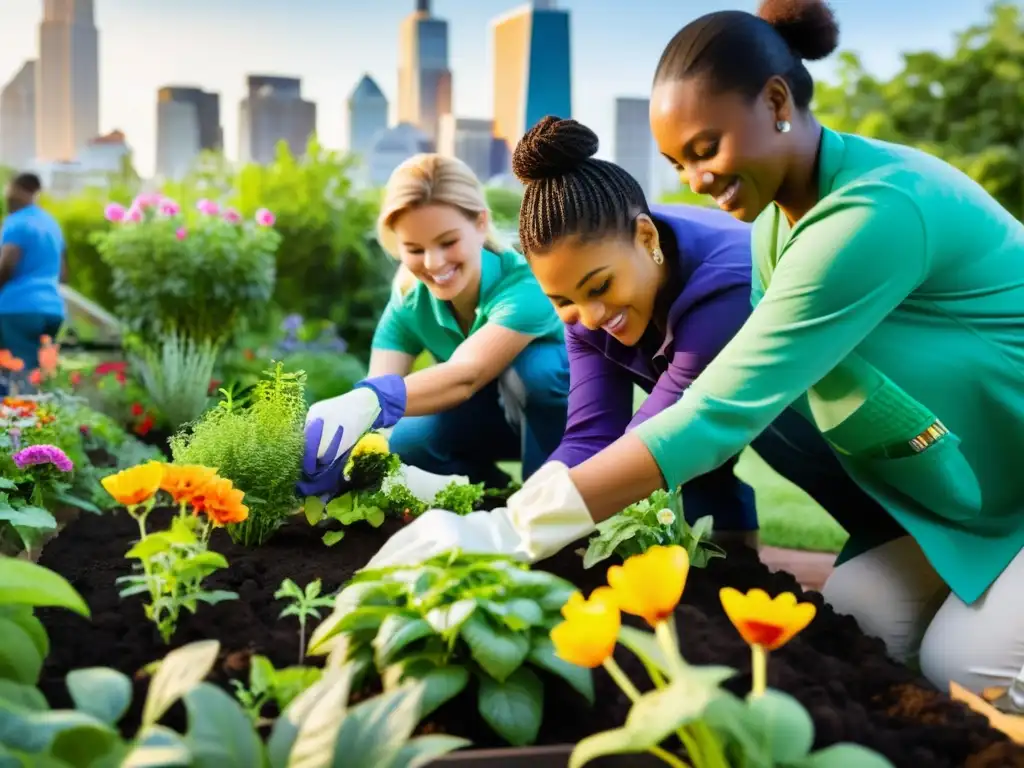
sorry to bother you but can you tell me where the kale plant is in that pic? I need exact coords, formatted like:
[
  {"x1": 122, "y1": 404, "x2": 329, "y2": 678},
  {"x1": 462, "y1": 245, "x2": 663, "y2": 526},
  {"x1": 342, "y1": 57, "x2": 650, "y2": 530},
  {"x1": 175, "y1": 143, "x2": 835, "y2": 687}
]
[
  {"x1": 307, "y1": 551, "x2": 594, "y2": 746},
  {"x1": 170, "y1": 363, "x2": 306, "y2": 546}
]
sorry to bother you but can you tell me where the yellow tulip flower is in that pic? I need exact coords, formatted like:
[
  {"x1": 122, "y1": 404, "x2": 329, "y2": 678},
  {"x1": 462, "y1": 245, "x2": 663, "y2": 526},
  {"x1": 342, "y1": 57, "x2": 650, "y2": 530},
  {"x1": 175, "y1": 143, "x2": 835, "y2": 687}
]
[
  {"x1": 551, "y1": 587, "x2": 621, "y2": 669},
  {"x1": 719, "y1": 588, "x2": 816, "y2": 651},
  {"x1": 607, "y1": 545, "x2": 690, "y2": 626},
  {"x1": 101, "y1": 461, "x2": 165, "y2": 508},
  {"x1": 351, "y1": 432, "x2": 389, "y2": 458}
]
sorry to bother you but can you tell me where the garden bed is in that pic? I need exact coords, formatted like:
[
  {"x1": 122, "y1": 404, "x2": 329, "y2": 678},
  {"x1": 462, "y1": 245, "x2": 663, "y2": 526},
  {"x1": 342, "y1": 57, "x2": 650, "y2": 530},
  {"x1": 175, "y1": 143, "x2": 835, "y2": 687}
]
[{"x1": 35, "y1": 508, "x2": 1024, "y2": 768}]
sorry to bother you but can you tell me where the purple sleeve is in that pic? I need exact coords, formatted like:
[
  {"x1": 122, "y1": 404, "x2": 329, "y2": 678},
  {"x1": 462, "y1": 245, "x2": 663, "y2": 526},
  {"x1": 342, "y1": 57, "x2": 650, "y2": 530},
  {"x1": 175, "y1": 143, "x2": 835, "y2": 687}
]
[
  {"x1": 628, "y1": 282, "x2": 753, "y2": 429},
  {"x1": 547, "y1": 328, "x2": 634, "y2": 468}
]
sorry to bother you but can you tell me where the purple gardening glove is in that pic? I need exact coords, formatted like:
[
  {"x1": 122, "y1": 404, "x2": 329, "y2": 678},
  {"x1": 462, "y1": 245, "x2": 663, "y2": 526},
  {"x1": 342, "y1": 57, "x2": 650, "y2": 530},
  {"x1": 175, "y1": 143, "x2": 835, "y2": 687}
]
[{"x1": 296, "y1": 375, "x2": 407, "y2": 500}]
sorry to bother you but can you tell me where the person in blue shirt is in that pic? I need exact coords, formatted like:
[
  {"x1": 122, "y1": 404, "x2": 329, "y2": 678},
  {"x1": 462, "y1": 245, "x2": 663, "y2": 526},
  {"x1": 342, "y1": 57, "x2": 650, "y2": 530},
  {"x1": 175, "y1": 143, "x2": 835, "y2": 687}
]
[{"x1": 0, "y1": 173, "x2": 65, "y2": 386}]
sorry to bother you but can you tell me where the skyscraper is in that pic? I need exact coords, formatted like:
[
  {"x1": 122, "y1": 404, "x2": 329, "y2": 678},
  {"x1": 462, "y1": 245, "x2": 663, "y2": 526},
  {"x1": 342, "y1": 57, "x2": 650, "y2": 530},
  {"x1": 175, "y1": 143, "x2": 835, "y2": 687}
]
[
  {"x1": 156, "y1": 87, "x2": 222, "y2": 180},
  {"x1": 0, "y1": 61, "x2": 37, "y2": 169},
  {"x1": 614, "y1": 97, "x2": 656, "y2": 200},
  {"x1": 491, "y1": 0, "x2": 572, "y2": 153},
  {"x1": 348, "y1": 75, "x2": 389, "y2": 159},
  {"x1": 438, "y1": 116, "x2": 495, "y2": 182},
  {"x1": 238, "y1": 75, "x2": 316, "y2": 165},
  {"x1": 36, "y1": 0, "x2": 100, "y2": 162},
  {"x1": 397, "y1": 0, "x2": 452, "y2": 144}
]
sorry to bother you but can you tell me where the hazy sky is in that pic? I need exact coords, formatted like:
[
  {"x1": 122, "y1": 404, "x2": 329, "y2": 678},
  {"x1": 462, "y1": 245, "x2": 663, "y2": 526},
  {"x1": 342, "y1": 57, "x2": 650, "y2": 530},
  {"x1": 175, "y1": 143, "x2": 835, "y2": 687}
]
[{"x1": 0, "y1": 0, "x2": 992, "y2": 177}]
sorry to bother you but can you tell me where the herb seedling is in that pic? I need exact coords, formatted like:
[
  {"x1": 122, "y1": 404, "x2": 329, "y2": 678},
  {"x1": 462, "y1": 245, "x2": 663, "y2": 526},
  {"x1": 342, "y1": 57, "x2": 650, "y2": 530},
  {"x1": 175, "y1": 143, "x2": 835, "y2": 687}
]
[
  {"x1": 275, "y1": 577, "x2": 335, "y2": 664},
  {"x1": 307, "y1": 551, "x2": 594, "y2": 747},
  {"x1": 230, "y1": 653, "x2": 322, "y2": 724}
]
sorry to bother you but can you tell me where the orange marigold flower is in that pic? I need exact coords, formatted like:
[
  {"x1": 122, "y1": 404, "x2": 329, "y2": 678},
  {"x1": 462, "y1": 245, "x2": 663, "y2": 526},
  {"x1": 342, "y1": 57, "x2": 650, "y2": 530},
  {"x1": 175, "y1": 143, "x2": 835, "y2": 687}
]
[
  {"x1": 101, "y1": 462, "x2": 165, "y2": 507},
  {"x1": 192, "y1": 476, "x2": 248, "y2": 526},
  {"x1": 160, "y1": 464, "x2": 218, "y2": 506}
]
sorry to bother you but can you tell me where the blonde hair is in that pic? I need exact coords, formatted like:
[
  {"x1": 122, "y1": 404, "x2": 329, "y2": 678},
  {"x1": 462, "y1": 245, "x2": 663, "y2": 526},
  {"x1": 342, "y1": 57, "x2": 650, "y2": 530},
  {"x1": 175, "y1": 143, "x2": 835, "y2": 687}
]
[{"x1": 378, "y1": 153, "x2": 505, "y2": 295}]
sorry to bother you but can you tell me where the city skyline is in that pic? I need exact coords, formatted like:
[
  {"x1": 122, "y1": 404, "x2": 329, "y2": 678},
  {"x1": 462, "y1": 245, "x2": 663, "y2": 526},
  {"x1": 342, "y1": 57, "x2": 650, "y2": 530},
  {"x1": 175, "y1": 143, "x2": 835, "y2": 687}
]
[{"x1": 0, "y1": 0, "x2": 993, "y2": 178}]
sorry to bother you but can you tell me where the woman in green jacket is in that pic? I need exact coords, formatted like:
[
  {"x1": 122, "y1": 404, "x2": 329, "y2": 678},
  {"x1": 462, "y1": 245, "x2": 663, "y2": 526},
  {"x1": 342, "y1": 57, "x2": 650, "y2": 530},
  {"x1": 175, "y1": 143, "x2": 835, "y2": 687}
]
[{"x1": 367, "y1": 0, "x2": 1024, "y2": 696}]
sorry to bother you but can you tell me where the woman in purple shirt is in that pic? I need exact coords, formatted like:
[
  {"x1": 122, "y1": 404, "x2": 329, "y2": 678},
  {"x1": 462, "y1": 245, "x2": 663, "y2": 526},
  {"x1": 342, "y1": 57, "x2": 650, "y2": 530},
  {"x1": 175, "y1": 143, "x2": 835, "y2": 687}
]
[{"x1": 510, "y1": 117, "x2": 903, "y2": 550}]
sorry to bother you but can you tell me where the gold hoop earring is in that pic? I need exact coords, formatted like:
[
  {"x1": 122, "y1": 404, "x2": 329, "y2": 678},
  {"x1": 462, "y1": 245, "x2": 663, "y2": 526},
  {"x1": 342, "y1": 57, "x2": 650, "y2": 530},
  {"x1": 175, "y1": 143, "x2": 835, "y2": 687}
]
[{"x1": 651, "y1": 248, "x2": 664, "y2": 265}]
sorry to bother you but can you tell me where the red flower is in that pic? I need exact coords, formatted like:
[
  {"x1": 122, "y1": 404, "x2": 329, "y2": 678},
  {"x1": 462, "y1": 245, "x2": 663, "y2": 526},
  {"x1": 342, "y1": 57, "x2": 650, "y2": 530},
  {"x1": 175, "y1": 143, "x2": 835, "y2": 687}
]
[
  {"x1": 134, "y1": 414, "x2": 154, "y2": 436},
  {"x1": 131, "y1": 402, "x2": 144, "y2": 417},
  {"x1": 116, "y1": 371, "x2": 127, "y2": 385},
  {"x1": 79, "y1": 424, "x2": 90, "y2": 435},
  {"x1": 28, "y1": 369, "x2": 42, "y2": 387},
  {"x1": 207, "y1": 379, "x2": 222, "y2": 396},
  {"x1": 95, "y1": 361, "x2": 127, "y2": 376},
  {"x1": 70, "y1": 371, "x2": 83, "y2": 387}
]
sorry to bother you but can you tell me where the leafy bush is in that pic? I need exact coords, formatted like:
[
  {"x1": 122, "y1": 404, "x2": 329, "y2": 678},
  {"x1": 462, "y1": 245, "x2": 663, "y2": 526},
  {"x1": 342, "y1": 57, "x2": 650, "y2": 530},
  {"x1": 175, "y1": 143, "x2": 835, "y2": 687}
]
[
  {"x1": 170, "y1": 363, "x2": 306, "y2": 546},
  {"x1": 90, "y1": 193, "x2": 279, "y2": 346},
  {"x1": 128, "y1": 330, "x2": 219, "y2": 431},
  {"x1": 307, "y1": 552, "x2": 594, "y2": 746}
]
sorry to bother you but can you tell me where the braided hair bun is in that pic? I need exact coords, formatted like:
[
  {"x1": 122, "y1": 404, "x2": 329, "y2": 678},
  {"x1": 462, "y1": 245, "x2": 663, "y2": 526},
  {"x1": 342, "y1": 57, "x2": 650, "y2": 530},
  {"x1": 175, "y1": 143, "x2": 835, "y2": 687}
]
[
  {"x1": 757, "y1": 0, "x2": 839, "y2": 61},
  {"x1": 512, "y1": 116, "x2": 599, "y2": 184}
]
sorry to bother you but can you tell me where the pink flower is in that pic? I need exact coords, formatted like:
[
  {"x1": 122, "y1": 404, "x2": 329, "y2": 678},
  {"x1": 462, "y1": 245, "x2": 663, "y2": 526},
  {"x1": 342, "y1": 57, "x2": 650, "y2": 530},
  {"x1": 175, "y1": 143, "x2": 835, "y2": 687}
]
[
  {"x1": 134, "y1": 192, "x2": 162, "y2": 208},
  {"x1": 125, "y1": 205, "x2": 143, "y2": 223},
  {"x1": 175, "y1": 227, "x2": 187, "y2": 240},
  {"x1": 196, "y1": 198, "x2": 219, "y2": 216},
  {"x1": 255, "y1": 208, "x2": 276, "y2": 227},
  {"x1": 13, "y1": 444, "x2": 74, "y2": 473},
  {"x1": 159, "y1": 199, "x2": 181, "y2": 216},
  {"x1": 104, "y1": 203, "x2": 126, "y2": 222},
  {"x1": 222, "y1": 208, "x2": 242, "y2": 224}
]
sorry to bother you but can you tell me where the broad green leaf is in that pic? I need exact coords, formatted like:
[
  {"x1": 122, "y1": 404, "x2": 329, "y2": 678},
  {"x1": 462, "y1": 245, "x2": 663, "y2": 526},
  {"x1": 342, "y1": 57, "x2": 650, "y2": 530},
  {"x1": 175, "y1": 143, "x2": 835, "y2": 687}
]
[
  {"x1": 124, "y1": 536, "x2": 171, "y2": 560},
  {"x1": 183, "y1": 682, "x2": 263, "y2": 768},
  {"x1": 53, "y1": 493, "x2": 104, "y2": 515},
  {"x1": 527, "y1": 636, "x2": 594, "y2": 704},
  {"x1": 304, "y1": 496, "x2": 325, "y2": 525},
  {"x1": 372, "y1": 614, "x2": 433, "y2": 668},
  {"x1": 66, "y1": 668, "x2": 133, "y2": 725},
  {"x1": 0, "y1": 478, "x2": 16, "y2": 490},
  {"x1": 0, "y1": 560, "x2": 89, "y2": 616},
  {"x1": 483, "y1": 599, "x2": 544, "y2": 631},
  {"x1": 387, "y1": 734, "x2": 471, "y2": 768},
  {"x1": 308, "y1": 583, "x2": 393, "y2": 656},
  {"x1": 0, "y1": 618, "x2": 44, "y2": 685},
  {"x1": 747, "y1": 689, "x2": 815, "y2": 763},
  {"x1": 0, "y1": 606, "x2": 49, "y2": 663},
  {"x1": 0, "y1": 707, "x2": 116, "y2": 759},
  {"x1": 799, "y1": 744, "x2": 896, "y2": 767},
  {"x1": 122, "y1": 725, "x2": 192, "y2": 767},
  {"x1": 364, "y1": 507, "x2": 385, "y2": 527},
  {"x1": 0, "y1": 679, "x2": 48, "y2": 711},
  {"x1": 48, "y1": 714, "x2": 121, "y2": 765},
  {"x1": 477, "y1": 666, "x2": 543, "y2": 747},
  {"x1": 322, "y1": 530, "x2": 345, "y2": 547},
  {"x1": 265, "y1": 663, "x2": 354, "y2": 767},
  {"x1": 624, "y1": 667, "x2": 734, "y2": 746},
  {"x1": 702, "y1": 693, "x2": 762, "y2": 758},
  {"x1": 330, "y1": 683, "x2": 424, "y2": 768},
  {"x1": 384, "y1": 660, "x2": 470, "y2": 719},
  {"x1": 459, "y1": 613, "x2": 530, "y2": 682},
  {"x1": 424, "y1": 599, "x2": 476, "y2": 635},
  {"x1": 141, "y1": 640, "x2": 219, "y2": 728},
  {"x1": 0, "y1": 505, "x2": 56, "y2": 531},
  {"x1": 282, "y1": 667, "x2": 354, "y2": 768}
]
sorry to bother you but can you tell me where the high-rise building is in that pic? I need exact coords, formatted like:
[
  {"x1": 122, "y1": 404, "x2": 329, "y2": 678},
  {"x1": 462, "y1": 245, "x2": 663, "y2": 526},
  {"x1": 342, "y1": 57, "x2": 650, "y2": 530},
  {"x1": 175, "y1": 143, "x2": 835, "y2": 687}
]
[
  {"x1": 348, "y1": 75, "x2": 388, "y2": 159},
  {"x1": 368, "y1": 122, "x2": 432, "y2": 187},
  {"x1": 36, "y1": 0, "x2": 100, "y2": 162},
  {"x1": 155, "y1": 87, "x2": 222, "y2": 180},
  {"x1": 238, "y1": 75, "x2": 316, "y2": 165},
  {"x1": 491, "y1": 0, "x2": 571, "y2": 153},
  {"x1": 0, "y1": 61, "x2": 37, "y2": 169},
  {"x1": 614, "y1": 96, "x2": 657, "y2": 200},
  {"x1": 397, "y1": 0, "x2": 452, "y2": 143},
  {"x1": 438, "y1": 116, "x2": 496, "y2": 182}
]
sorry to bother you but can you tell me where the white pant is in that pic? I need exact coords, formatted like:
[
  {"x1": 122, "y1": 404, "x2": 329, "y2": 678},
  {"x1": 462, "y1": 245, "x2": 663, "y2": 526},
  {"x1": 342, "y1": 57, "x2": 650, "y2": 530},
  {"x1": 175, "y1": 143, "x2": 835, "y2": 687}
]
[{"x1": 822, "y1": 536, "x2": 1024, "y2": 697}]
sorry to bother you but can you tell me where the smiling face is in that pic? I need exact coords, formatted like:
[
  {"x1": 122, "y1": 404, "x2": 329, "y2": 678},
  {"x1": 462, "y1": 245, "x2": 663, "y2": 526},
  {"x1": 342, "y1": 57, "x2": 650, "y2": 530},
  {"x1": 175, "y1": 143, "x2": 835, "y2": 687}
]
[
  {"x1": 391, "y1": 202, "x2": 488, "y2": 302},
  {"x1": 528, "y1": 217, "x2": 664, "y2": 347},
  {"x1": 650, "y1": 75, "x2": 793, "y2": 223}
]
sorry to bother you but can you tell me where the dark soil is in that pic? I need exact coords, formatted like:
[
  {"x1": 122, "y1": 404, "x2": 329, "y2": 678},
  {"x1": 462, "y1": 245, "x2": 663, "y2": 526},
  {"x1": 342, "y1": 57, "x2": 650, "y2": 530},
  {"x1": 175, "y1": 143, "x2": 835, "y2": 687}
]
[{"x1": 36, "y1": 510, "x2": 1024, "y2": 767}]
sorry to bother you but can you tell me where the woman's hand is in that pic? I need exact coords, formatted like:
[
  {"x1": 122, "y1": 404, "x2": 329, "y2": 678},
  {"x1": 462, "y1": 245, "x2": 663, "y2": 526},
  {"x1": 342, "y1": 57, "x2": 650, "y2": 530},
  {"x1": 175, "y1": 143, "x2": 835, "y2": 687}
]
[{"x1": 365, "y1": 462, "x2": 597, "y2": 568}]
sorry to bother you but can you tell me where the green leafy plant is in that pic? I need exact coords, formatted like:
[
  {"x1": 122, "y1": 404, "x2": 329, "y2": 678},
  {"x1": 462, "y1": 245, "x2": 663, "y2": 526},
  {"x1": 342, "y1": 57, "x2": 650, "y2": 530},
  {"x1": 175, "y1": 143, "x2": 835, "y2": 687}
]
[
  {"x1": 230, "y1": 653, "x2": 322, "y2": 724},
  {"x1": 170, "y1": 363, "x2": 306, "y2": 546},
  {"x1": 307, "y1": 551, "x2": 594, "y2": 746},
  {"x1": 129, "y1": 328, "x2": 220, "y2": 430},
  {"x1": 275, "y1": 578, "x2": 335, "y2": 664},
  {"x1": 582, "y1": 487, "x2": 726, "y2": 569},
  {"x1": 0, "y1": 639, "x2": 469, "y2": 766}
]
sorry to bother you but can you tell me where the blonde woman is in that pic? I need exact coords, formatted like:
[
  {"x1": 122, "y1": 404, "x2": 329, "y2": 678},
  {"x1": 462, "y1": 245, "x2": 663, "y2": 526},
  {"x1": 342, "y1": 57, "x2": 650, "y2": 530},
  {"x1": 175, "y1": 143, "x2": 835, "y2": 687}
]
[{"x1": 298, "y1": 154, "x2": 568, "y2": 498}]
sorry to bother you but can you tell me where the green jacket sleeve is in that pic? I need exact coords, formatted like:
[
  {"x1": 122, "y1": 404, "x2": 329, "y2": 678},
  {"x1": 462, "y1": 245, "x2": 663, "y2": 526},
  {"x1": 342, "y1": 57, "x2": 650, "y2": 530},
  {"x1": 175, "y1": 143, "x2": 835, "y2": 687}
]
[
  {"x1": 486, "y1": 267, "x2": 562, "y2": 338},
  {"x1": 633, "y1": 185, "x2": 930, "y2": 489},
  {"x1": 371, "y1": 296, "x2": 425, "y2": 356}
]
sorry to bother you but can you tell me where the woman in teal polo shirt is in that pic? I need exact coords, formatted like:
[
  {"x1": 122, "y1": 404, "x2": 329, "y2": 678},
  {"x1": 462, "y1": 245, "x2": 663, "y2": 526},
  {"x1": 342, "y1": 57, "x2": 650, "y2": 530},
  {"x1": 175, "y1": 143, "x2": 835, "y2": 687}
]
[
  {"x1": 298, "y1": 154, "x2": 567, "y2": 495},
  {"x1": 366, "y1": 0, "x2": 1024, "y2": 697}
]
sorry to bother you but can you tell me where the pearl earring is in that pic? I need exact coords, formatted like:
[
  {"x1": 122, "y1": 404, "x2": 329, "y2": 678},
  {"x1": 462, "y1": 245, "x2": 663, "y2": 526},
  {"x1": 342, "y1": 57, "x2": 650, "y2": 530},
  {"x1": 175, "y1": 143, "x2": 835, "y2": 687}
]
[
  {"x1": 776, "y1": 120, "x2": 792, "y2": 133},
  {"x1": 651, "y1": 247, "x2": 664, "y2": 265}
]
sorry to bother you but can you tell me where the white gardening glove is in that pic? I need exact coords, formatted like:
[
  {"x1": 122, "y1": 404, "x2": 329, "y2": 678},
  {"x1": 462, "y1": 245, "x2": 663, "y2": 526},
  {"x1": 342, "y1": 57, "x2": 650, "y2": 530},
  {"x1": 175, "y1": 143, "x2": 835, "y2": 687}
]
[
  {"x1": 384, "y1": 464, "x2": 470, "y2": 504},
  {"x1": 306, "y1": 388, "x2": 382, "y2": 461},
  {"x1": 364, "y1": 462, "x2": 596, "y2": 569}
]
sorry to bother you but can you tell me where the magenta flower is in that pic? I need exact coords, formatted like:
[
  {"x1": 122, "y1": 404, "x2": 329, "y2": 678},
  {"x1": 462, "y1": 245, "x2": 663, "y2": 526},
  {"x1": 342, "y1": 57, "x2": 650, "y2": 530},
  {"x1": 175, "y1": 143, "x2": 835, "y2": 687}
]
[
  {"x1": 13, "y1": 444, "x2": 74, "y2": 473},
  {"x1": 104, "y1": 203, "x2": 126, "y2": 222},
  {"x1": 196, "y1": 198, "x2": 219, "y2": 216},
  {"x1": 125, "y1": 205, "x2": 143, "y2": 223},
  {"x1": 222, "y1": 208, "x2": 242, "y2": 224},
  {"x1": 159, "y1": 199, "x2": 181, "y2": 216},
  {"x1": 255, "y1": 207, "x2": 276, "y2": 227},
  {"x1": 134, "y1": 192, "x2": 161, "y2": 209},
  {"x1": 175, "y1": 227, "x2": 187, "y2": 240}
]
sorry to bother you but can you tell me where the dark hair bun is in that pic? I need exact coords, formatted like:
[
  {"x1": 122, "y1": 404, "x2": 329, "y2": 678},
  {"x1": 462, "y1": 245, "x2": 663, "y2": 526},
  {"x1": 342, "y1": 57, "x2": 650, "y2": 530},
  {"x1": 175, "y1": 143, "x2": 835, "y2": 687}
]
[
  {"x1": 512, "y1": 116, "x2": 599, "y2": 184},
  {"x1": 757, "y1": 0, "x2": 839, "y2": 61}
]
